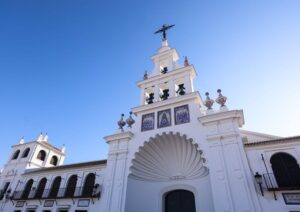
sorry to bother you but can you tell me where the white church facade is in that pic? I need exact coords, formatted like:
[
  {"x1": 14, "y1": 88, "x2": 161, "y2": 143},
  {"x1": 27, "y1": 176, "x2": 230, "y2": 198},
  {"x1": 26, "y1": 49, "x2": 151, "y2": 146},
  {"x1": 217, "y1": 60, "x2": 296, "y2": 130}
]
[{"x1": 1, "y1": 28, "x2": 300, "y2": 212}]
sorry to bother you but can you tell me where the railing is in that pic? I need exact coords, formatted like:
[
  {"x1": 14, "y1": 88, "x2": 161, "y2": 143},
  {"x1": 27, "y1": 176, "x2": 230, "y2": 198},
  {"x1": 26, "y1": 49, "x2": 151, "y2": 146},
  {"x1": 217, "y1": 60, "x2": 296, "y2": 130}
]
[
  {"x1": 12, "y1": 186, "x2": 100, "y2": 200},
  {"x1": 262, "y1": 173, "x2": 278, "y2": 190},
  {"x1": 263, "y1": 173, "x2": 300, "y2": 191}
]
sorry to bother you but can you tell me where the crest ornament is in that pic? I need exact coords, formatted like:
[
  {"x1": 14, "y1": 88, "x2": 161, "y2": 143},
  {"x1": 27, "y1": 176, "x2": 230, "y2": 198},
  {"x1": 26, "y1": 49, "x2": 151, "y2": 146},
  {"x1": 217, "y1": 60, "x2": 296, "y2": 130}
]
[
  {"x1": 204, "y1": 92, "x2": 214, "y2": 110},
  {"x1": 117, "y1": 114, "x2": 126, "y2": 131},
  {"x1": 126, "y1": 112, "x2": 135, "y2": 128},
  {"x1": 216, "y1": 89, "x2": 227, "y2": 107}
]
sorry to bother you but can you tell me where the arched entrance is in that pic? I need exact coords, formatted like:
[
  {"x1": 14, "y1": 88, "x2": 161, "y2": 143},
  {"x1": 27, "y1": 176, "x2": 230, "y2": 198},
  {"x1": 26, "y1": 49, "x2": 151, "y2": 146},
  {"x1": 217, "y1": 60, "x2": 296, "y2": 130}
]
[
  {"x1": 125, "y1": 132, "x2": 211, "y2": 212},
  {"x1": 271, "y1": 152, "x2": 300, "y2": 188},
  {"x1": 165, "y1": 190, "x2": 196, "y2": 212}
]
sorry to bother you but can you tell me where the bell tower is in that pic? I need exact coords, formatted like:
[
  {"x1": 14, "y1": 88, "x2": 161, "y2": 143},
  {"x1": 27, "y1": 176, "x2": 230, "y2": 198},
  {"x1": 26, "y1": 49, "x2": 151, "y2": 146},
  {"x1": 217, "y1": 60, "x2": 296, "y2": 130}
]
[
  {"x1": 1, "y1": 134, "x2": 65, "y2": 185},
  {"x1": 139, "y1": 25, "x2": 198, "y2": 107},
  {"x1": 102, "y1": 26, "x2": 262, "y2": 212}
]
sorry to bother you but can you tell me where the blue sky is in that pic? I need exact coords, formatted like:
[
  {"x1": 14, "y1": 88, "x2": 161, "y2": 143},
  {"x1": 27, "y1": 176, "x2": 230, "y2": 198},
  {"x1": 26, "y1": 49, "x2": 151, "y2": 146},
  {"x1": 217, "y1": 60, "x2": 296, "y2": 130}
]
[{"x1": 0, "y1": 0, "x2": 299, "y2": 167}]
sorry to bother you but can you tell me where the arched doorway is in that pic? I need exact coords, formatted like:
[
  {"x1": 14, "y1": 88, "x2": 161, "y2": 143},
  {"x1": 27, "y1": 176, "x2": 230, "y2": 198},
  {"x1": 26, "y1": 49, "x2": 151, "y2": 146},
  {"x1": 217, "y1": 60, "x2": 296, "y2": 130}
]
[
  {"x1": 64, "y1": 175, "x2": 78, "y2": 197},
  {"x1": 35, "y1": 177, "x2": 47, "y2": 198},
  {"x1": 49, "y1": 176, "x2": 61, "y2": 198},
  {"x1": 82, "y1": 173, "x2": 96, "y2": 197},
  {"x1": 22, "y1": 179, "x2": 34, "y2": 199},
  {"x1": 271, "y1": 152, "x2": 300, "y2": 188},
  {"x1": 165, "y1": 190, "x2": 196, "y2": 212}
]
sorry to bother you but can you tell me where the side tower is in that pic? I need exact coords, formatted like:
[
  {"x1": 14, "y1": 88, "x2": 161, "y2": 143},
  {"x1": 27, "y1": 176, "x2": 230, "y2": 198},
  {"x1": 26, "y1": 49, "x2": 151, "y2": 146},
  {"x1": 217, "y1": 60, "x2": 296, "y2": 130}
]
[
  {"x1": 0, "y1": 134, "x2": 65, "y2": 202},
  {"x1": 102, "y1": 26, "x2": 261, "y2": 212}
]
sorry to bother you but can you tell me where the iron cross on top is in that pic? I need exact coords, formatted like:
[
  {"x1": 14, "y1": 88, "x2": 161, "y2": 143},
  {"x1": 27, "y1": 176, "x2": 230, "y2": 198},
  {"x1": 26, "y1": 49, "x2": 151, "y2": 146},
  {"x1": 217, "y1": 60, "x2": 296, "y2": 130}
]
[{"x1": 154, "y1": 24, "x2": 175, "y2": 40}]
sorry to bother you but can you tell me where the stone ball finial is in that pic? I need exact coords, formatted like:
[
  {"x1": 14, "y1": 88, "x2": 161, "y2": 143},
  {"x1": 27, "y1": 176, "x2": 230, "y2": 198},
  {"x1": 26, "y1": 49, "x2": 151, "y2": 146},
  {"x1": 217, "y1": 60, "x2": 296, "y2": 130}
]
[
  {"x1": 126, "y1": 111, "x2": 135, "y2": 128},
  {"x1": 37, "y1": 132, "x2": 44, "y2": 142},
  {"x1": 118, "y1": 114, "x2": 126, "y2": 131},
  {"x1": 216, "y1": 89, "x2": 227, "y2": 107},
  {"x1": 19, "y1": 136, "x2": 25, "y2": 144},
  {"x1": 43, "y1": 133, "x2": 49, "y2": 142},
  {"x1": 61, "y1": 144, "x2": 66, "y2": 153},
  {"x1": 204, "y1": 92, "x2": 214, "y2": 110}
]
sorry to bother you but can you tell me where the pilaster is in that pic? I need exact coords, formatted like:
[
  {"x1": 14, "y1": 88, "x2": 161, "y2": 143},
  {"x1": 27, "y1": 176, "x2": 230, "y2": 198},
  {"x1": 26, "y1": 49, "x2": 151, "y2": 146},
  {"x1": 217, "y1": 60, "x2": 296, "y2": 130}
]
[
  {"x1": 199, "y1": 110, "x2": 261, "y2": 212},
  {"x1": 102, "y1": 131, "x2": 133, "y2": 212}
]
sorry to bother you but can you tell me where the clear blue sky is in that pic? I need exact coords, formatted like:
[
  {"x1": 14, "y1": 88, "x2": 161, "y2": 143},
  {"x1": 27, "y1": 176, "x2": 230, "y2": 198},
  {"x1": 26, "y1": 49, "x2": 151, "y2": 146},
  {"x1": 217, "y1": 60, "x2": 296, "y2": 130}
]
[{"x1": 1, "y1": 0, "x2": 299, "y2": 167}]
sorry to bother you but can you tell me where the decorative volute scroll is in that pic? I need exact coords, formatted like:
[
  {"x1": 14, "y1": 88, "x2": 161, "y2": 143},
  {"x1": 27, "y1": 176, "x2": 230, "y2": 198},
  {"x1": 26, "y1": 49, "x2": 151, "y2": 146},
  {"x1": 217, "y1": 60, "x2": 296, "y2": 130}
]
[{"x1": 130, "y1": 132, "x2": 208, "y2": 181}]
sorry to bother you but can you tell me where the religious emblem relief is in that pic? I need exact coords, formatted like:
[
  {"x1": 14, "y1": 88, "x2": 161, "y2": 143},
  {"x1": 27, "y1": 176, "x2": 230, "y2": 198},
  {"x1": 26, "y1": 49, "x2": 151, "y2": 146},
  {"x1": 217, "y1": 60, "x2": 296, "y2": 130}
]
[
  {"x1": 157, "y1": 109, "x2": 171, "y2": 128},
  {"x1": 174, "y1": 105, "x2": 190, "y2": 125},
  {"x1": 141, "y1": 113, "x2": 155, "y2": 131}
]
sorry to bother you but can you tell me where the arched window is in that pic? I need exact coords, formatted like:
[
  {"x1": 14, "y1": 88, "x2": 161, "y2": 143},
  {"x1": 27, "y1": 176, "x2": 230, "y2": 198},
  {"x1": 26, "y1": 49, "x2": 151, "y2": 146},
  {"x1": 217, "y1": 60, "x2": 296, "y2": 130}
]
[
  {"x1": 37, "y1": 150, "x2": 46, "y2": 161},
  {"x1": 271, "y1": 152, "x2": 300, "y2": 188},
  {"x1": 49, "y1": 176, "x2": 61, "y2": 198},
  {"x1": 12, "y1": 150, "x2": 20, "y2": 160},
  {"x1": 22, "y1": 179, "x2": 34, "y2": 199},
  {"x1": 165, "y1": 190, "x2": 196, "y2": 212},
  {"x1": 50, "y1": 156, "x2": 58, "y2": 166},
  {"x1": 34, "y1": 178, "x2": 47, "y2": 198},
  {"x1": 82, "y1": 173, "x2": 95, "y2": 197},
  {"x1": 22, "y1": 148, "x2": 30, "y2": 158},
  {"x1": 64, "y1": 175, "x2": 78, "y2": 198}
]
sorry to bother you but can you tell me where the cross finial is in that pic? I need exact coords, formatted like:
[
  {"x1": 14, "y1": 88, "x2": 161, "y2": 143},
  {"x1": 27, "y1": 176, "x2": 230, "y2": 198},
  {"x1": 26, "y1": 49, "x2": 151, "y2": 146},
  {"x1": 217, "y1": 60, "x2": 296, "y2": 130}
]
[{"x1": 154, "y1": 24, "x2": 175, "y2": 41}]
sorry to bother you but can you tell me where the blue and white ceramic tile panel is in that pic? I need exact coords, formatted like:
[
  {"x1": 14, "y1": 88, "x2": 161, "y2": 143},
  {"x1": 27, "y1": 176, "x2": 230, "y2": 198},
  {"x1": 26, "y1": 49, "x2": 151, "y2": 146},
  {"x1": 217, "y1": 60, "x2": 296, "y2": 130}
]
[
  {"x1": 157, "y1": 109, "x2": 172, "y2": 128},
  {"x1": 141, "y1": 113, "x2": 155, "y2": 131},
  {"x1": 174, "y1": 105, "x2": 190, "y2": 125}
]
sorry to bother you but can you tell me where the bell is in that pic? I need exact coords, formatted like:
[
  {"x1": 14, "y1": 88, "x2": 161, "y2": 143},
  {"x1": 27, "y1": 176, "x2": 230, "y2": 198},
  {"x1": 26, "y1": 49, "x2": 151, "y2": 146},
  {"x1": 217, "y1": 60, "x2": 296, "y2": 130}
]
[
  {"x1": 176, "y1": 84, "x2": 186, "y2": 96},
  {"x1": 160, "y1": 89, "x2": 169, "y2": 100},
  {"x1": 146, "y1": 93, "x2": 154, "y2": 104}
]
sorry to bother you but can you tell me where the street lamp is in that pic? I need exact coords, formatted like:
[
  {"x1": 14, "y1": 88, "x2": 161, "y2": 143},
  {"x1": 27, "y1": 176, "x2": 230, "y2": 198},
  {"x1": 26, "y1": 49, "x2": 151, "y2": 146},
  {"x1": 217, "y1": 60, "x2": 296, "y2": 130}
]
[{"x1": 254, "y1": 172, "x2": 264, "y2": 196}]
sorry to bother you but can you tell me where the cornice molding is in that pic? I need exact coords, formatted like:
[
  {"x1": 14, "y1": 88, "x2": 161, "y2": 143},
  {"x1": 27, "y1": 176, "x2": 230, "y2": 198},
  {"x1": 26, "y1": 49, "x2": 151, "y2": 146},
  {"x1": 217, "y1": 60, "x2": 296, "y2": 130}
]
[
  {"x1": 198, "y1": 109, "x2": 244, "y2": 127},
  {"x1": 104, "y1": 131, "x2": 134, "y2": 143}
]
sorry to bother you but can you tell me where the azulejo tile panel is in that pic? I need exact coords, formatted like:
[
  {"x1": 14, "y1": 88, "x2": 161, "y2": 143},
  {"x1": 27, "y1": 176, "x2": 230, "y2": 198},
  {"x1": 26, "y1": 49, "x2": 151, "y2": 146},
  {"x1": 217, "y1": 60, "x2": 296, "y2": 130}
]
[
  {"x1": 157, "y1": 109, "x2": 172, "y2": 128},
  {"x1": 141, "y1": 112, "x2": 155, "y2": 131},
  {"x1": 174, "y1": 105, "x2": 190, "y2": 125}
]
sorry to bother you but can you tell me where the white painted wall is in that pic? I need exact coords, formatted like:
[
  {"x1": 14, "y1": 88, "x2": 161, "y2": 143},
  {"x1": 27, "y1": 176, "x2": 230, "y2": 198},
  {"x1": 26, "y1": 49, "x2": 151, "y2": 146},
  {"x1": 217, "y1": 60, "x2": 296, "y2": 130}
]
[{"x1": 125, "y1": 175, "x2": 215, "y2": 212}]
